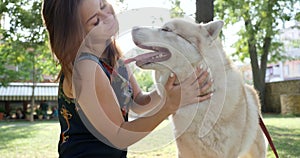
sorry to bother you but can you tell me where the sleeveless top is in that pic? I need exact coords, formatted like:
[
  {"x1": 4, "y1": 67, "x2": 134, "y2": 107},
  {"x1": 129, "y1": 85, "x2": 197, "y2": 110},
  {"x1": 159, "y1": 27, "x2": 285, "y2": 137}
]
[{"x1": 57, "y1": 53, "x2": 133, "y2": 158}]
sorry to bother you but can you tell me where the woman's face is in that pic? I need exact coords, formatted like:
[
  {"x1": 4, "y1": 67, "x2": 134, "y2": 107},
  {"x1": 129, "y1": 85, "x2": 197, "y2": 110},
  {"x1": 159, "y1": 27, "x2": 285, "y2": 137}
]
[{"x1": 80, "y1": 0, "x2": 118, "y2": 40}]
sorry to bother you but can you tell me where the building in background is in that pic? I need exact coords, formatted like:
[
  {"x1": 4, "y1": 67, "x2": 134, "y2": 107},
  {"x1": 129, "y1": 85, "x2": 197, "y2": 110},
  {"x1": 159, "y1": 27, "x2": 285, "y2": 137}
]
[
  {"x1": 241, "y1": 23, "x2": 300, "y2": 83},
  {"x1": 267, "y1": 22, "x2": 300, "y2": 82},
  {"x1": 0, "y1": 82, "x2": 58, "y2": 119}
]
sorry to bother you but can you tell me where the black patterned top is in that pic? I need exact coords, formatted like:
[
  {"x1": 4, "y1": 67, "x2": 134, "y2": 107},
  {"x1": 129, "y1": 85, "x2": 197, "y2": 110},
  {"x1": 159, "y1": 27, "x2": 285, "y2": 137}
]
[{"x1": 57, "y1": 53, "x2": 133, "y2": 158}]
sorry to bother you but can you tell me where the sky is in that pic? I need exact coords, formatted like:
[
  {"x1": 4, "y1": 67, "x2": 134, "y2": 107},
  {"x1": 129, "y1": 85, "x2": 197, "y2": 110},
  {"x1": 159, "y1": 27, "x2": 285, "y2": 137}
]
[
  {"x1": 2, "y1": 0, "x2": 296, "y2": 56},
  {"x1": 109, "y1": 0, "x2": 195, "y2": 15},
  {"x1": 109, "y1": 0, "x2": 299, "y2": 60},
  {"x1": 2, "y1": 0, "x2": 296, "y2": 59},
  {"x1": 109, "y1": 0, "x2": 238, "y2": 56}
]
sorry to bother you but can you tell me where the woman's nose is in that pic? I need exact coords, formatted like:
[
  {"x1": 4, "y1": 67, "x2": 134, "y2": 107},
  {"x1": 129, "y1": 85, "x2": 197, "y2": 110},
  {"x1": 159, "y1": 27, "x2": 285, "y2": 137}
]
[
  {"x1": 97, "y1": 10, "x2": 107, "y2": 19},
  {"x1": 97, "y1": 9, "x2": 111, "y2": 20}
]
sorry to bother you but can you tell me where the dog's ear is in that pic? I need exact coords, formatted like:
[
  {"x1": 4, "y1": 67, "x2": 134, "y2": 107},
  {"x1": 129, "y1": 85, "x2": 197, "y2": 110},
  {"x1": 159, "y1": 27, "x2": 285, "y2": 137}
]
[{"x1": 202, "y1": 20, "x2": 224, "y2": 40}]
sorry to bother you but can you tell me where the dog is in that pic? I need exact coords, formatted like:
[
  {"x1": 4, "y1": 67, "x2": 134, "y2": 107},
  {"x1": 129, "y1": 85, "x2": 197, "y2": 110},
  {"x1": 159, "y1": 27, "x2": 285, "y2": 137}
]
[{"x1": 127, "y1": 19, "x2": 267, "y2": 158}]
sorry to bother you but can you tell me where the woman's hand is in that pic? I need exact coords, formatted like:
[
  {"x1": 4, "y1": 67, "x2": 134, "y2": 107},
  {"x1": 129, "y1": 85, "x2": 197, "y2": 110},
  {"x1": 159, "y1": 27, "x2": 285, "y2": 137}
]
[{"x1": 164, "y1": 67, "x2": 213, "y2": 114}]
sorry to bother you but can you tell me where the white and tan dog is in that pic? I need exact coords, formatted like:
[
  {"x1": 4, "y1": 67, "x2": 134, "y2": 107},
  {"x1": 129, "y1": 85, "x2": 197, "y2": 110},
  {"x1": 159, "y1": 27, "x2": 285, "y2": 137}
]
[{"x1": 128, "y1": 19, "x2": 267, "y2": 158}]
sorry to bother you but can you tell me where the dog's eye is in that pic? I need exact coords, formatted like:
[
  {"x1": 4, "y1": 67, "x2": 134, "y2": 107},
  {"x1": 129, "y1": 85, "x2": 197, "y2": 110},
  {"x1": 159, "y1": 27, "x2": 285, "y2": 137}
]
[{"x1": 161, "y1": 27, "x2": 172, "y2": 32}]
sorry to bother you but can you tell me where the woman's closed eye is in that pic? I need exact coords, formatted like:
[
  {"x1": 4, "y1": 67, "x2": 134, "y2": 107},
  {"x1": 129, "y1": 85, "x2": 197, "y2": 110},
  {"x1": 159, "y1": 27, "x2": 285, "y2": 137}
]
[{"x1": 94, "y1": 18, "x2": 100, "y2": 26}]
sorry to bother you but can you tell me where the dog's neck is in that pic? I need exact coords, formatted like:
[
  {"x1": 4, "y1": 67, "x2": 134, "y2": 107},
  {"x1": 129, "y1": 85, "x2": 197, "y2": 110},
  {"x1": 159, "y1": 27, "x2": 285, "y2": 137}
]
[
  {"x1": 154, "y1": 40, "x2": 231, "y2": 96},
  {"x1": 155, "y1": 70, "x2": 190, "y2": 85},
  {"x1": 200, "y1": 40, "x2": 232, "y2": 71}
]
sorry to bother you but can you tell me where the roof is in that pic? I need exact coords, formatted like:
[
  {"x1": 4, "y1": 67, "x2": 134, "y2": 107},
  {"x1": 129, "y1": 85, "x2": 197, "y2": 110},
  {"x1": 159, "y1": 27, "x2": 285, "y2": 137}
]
[{"x1": 0, "y1": 82, "x2": 59, "y2": 101}]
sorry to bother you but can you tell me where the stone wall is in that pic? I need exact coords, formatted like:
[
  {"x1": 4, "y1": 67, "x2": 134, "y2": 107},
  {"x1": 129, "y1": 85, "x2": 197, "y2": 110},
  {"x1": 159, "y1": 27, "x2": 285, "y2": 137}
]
[
  {"x1": 265, "y1": 80, "x2": 300, "y2": 113},
  {"x1": 280, "y1": 94, "x2": 300, "y2": 115}
]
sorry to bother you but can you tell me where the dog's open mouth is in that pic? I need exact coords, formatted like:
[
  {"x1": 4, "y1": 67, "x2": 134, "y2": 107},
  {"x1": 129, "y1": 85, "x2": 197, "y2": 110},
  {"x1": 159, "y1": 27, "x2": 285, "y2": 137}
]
[{"x1": 124, "y1": 45, "x2": 171, "y2": 67}]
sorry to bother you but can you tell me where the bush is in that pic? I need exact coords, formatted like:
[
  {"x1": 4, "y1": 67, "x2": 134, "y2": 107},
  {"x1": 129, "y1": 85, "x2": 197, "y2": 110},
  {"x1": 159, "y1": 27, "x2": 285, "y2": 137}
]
[{"x1": 133, "y1": 69, "x2": 154, "y2": 92}]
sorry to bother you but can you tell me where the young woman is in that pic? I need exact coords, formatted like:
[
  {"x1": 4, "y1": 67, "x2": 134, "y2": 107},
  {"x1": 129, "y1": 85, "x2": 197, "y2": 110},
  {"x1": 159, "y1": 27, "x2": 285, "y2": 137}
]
[{"x1": 42, "y1": 0, "x2": 212, "y2": 157}]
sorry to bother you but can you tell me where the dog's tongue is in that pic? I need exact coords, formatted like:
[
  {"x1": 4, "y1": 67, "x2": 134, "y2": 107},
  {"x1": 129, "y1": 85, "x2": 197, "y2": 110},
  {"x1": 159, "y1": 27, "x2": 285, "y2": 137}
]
[
  {"x1": 124, "y1": 58, "x2": 136, "y2": 64},
  {"x1": 124, "y1": 51, "x2": 161, "y2": 64}
]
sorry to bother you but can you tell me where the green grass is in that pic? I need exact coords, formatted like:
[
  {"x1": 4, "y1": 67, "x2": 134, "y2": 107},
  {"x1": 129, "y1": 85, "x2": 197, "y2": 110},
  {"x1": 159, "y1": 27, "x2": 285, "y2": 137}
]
[
  {"x1": 263, "y1": 114, "x2": 300, "y2": 158},
  {"x1": 0, "y1": 121, "x2": 60, "y2": 158},
  {"x1": 0, "y1": 114, "x2": 299, "y2": 158}
]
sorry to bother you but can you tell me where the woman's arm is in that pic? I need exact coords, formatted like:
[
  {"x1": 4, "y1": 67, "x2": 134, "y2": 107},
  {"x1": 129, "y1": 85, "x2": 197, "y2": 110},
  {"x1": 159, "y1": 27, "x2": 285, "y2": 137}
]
[
  {"x1": 73, "y1": 59, "x2": 212, "y2": 149},
  {"x1": 74, "y1": 60, "x2": 176, "y2": 149},
  {"x1": 125, "y1": 65, "x2": 164, "y2": 115},
  {"x1": 126, "y1": 64, "x2": 212, "y2": 115}
]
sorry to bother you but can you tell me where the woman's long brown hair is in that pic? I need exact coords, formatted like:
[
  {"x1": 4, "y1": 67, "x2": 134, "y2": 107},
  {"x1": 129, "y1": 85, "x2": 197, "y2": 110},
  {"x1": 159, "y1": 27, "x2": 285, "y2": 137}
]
[{"x1": 41, "y1": 0, "x2": 122, "y2": 86}]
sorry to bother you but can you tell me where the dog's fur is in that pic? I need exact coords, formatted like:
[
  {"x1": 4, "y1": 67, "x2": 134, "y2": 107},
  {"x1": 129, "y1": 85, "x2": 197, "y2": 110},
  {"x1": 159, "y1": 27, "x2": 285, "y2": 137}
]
[{"x1": 130, "y1": 19, "x2": 267, "y2": 158}]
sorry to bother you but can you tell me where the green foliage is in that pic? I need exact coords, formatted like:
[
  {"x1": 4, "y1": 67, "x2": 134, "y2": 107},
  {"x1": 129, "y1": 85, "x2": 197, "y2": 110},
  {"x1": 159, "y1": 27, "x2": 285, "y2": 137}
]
[
  {"x1": 133, "y1": 68, "x2": 154, "y2": 92},
  {"x1": 215, "y1": 0, "x2": 298, "y2": 64},
  {"x1": 170, "y1": 0, "x2": 185, "y2": 18},
  {"x1": 214, "y1": 0, "x2": 299, "y2": 109},
  {"x1": 287, "y1": 39, "x2": 300, "y2": 48},
  {"x1": 0, "y1": 0, "x2": 59, "y2": 86},
  {"x1": 295, "y1": 12, "x2": 300, "y2": 22},
  {"x1": 0, "y1": 106, "x2": 5, "y2": 112}
]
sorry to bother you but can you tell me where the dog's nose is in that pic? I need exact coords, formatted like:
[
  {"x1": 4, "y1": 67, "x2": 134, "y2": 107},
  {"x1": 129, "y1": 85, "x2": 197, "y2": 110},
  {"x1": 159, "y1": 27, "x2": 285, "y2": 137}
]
[
  {"x1": 131, "y1": 26, "x2": 140, "y2": 33},
  {"x1": 131, "y1": 26, "x2": 141, "y2": 36}
]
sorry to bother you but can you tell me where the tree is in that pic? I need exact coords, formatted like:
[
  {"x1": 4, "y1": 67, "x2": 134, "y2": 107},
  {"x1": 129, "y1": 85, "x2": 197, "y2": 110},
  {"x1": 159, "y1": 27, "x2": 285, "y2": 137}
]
[
  {"x1": 214, "y1": 0, "x2": 299, "y2": 111},
  {"x1": 195, "y1": 0, "x2": 214, "y2": 23},
  {"x1": 170, "y1": 0, "x2": 214, "y2": 22},
  {"x1": 170, "y1": 0, "x2": 185, "y2": 18},
  {"x1": 0, "y1": 0, "x2": 59, "y2": 86},
  {"x1": 1, "y1": 0, "x2": 59, "y2": 121}
]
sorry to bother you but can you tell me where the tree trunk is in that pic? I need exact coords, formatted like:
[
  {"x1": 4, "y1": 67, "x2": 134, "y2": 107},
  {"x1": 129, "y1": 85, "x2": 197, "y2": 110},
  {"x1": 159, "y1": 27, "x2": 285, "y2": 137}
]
[
  {"x1": 245, "y1": 19, "x2": 267, "y2": 112},
  {"x1": 245, "y1": 22, "x2": 273, "y2": 112},
  {"x1": 249, "y1": 49, "x2": 267, "y2": 112},
  {"x1": 249, "y1": 1, "x2": 273, "y2": 112},
  {"x1": 258, "y1": 1, "x2": 274, "y2": 112},
  {"x1": 195, "y1": 0, "x2": 214, "y2": 23},
  {"x1": 248, "y1": 43, "x2": 266, "y2": 111},
  {"x1": 259, "y1": 36, "x2": 271, "y2": 112}
]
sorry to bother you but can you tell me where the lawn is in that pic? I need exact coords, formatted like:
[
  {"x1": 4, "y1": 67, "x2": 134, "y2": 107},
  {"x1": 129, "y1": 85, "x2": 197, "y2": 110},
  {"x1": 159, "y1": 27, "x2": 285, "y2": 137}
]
[
  {"x1": 263, "y1": 114, "x2": 300, "y2": 158},
  {"x1": 0, "y1": 114, "x2": 299, "y2": 158}
]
